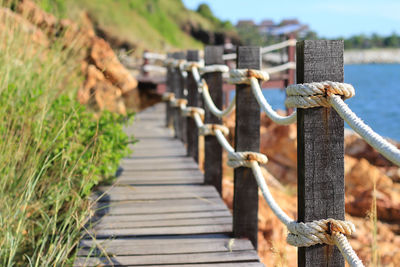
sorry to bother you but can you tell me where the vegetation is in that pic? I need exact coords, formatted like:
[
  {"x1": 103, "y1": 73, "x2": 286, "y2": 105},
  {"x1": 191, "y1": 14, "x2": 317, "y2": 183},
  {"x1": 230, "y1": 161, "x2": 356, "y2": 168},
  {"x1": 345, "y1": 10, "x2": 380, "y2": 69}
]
[
  {"x1": 0, "y1": 9, "x2": 132, "y2": 266},
  {"x1": 342, "y1": 33, "x2": 400, "y2": 49},
  {"x1": 38, "y1": 0, "x2": 235, "y2": 53}
]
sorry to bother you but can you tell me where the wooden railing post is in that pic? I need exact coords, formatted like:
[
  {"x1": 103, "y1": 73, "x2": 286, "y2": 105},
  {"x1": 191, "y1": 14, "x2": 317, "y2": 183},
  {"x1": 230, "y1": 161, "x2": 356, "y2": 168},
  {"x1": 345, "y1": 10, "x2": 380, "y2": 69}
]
[
  {"x1": 165, "y1": 53, "x2": 173, "y2": 127},
  {"x1": 297, "y1": 40, "x2": 345, "y2": 267},
  {"x1": 172, "y1": 52, "x2": 185, "y2": 139},
  {"x1": 204, "y1": 46, "x2": 224, "y2": 195},
  {"x1": 186, "y1": 50, "x2": 200, "y2": 162},
  {"x1": 233, "y1": 46, "x2": 261, "y2": 248}
]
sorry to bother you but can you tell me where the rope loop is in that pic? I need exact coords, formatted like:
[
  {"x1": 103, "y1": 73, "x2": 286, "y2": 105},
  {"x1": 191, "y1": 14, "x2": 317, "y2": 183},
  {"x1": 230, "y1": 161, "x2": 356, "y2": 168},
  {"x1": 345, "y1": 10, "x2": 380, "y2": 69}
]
[
  {"x1": 170, "y1": 98, "x2": 188, "y2": 108},
  {"x1": 199, "y1": 65, "x2": 230, "y2": 75},
  {"x1": 285, "y1": 81, "x2": 355, "y2": 108},
  {"x1": 199, "y1": 124, "x2": 229, "y2": 137},
  {"x1": 227, "y1": 151, "x2": 268, "y2": 168},
  {"x1": 183, "y1": 61, "x2": 203, "y2": 72},
  {"x1": 286, "y1": 219, "x2": 355, "y2": 247},
  {"x1": 162, "y1": 92, "x2": 175, "y2": 102},
  {"x1": 229, "y1": 69, "x2": 270, "y2": 84},
  {"x1": 181, "y1": 107, "x2": 205, "y2": 121}
]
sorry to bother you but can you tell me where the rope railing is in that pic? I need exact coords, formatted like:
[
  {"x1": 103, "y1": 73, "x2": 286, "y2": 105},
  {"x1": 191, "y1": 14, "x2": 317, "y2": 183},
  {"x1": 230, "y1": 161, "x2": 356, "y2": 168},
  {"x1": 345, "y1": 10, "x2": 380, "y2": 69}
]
[
  {"x1": 161, "y1": 43, "x2": 400, "y2": 266},
  {"x1": 222, "y1": 39, "x2": 297, "y2": 61}
]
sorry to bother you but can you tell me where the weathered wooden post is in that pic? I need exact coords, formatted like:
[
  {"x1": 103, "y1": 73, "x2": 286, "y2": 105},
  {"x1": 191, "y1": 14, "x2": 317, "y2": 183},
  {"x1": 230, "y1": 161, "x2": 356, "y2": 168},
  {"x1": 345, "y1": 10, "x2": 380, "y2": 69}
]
[
  {"x1": 172, "y1": 52, "x2": 185, "y2": 139},
  {"x1": 186, "y1": 50, "x2": 200, "y2": 162},
  {"x1": 286, "y1": 34, "x2": 296, "y2": 87},
  {"x1": 233, "y1": 46, "x2": 261, "y2": 248},
  {"x1": 166, "y1": 53, "x2": 173, "y2": 127},
  {"x1": 297, "y1": 40, "x2": 345, "y2": 266},
  {"x1": 203, "y1": 46, "x2": 224, "y2": 195}
]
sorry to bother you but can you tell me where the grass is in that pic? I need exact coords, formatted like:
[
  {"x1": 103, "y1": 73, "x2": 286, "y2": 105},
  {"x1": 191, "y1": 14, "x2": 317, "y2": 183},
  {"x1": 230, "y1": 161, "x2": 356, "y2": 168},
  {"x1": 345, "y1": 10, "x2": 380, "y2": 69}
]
[
  {"x1": 0, "y1": 6, "x2": 132, "y2": 266},
  {"x1": 37, "y1": 0, "x2": 230, "y2": 53}
]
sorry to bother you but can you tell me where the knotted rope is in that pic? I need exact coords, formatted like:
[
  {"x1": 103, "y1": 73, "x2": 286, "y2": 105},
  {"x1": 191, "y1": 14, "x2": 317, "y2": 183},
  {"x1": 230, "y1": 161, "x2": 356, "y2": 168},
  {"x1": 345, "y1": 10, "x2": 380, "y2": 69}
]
[
  {"x1": 162, "y1": 92, "x2": 175, "y2": 102},
  {"x1": 227, "y1": 151, "x2": 268, "y2": 168},
  {"x1": 286, "y1": 219, "x2": 355, "y2": 247},
  {"x1": 285, "y1": 81, "x2": 355, "y2": 108},
  {"x1": 181, "y1": 107, "x2": 205, "y2": 121},
  {"x1": 229, "y1": 69, "x2": 270, "y2": 84},
  {"x1": 170, "y1": 98, "x2": 187, "y2": 109},
  {"x1": 199, "y1": 124, "x2": 229, "y2": 137}
]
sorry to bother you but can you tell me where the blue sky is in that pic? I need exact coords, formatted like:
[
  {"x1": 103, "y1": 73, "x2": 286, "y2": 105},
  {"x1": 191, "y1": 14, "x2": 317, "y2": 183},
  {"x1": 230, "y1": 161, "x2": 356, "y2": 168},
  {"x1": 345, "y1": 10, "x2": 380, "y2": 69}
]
[{"x1": 182, "y1": 0, "x2": 400, "y2": 38}]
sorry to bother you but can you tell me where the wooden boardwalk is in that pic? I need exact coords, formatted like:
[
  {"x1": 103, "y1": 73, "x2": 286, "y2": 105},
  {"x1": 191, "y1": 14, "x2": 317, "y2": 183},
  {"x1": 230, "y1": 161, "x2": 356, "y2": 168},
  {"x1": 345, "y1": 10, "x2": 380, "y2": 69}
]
[{"x1": 74, "y1": 103, "x2": 263, "y2": 266}]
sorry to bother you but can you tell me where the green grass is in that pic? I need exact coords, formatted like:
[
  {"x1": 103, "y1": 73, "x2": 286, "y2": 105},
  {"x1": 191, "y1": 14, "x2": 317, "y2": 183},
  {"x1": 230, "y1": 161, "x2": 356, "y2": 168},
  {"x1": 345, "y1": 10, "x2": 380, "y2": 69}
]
[
  {"x1": 37, "y1": 0, "x2": 230, "y2": 53},
  {"x1": 0, "y1": 7, "x2": 133, "y2": 266}
]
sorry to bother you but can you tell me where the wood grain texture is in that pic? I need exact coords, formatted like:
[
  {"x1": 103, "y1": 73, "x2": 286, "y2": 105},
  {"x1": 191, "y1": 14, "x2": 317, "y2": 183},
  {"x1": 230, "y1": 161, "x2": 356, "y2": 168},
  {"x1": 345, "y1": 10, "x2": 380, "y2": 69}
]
[
  {"x1": 204, "y1": 46, "x2": 224, "y2": 195},
  {"x1": 74, "y1": 103, "x2": 260, "y2": 266},
  {"x1": 233, "y1": 46, "x2": 261, "y2": 249},
  {"x1": 186, "y1": 50, "x2": 200, "y2": 162},
  {"x1": 296, "y1": 40, "x2": 345, "y2": 267}
]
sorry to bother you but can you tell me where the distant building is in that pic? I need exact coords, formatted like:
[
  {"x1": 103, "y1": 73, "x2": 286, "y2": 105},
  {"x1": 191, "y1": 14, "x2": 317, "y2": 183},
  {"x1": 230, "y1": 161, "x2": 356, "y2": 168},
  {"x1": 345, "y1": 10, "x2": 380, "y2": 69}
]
[{"x1": 237, "y1": 18, "x2": 309, "y2": 37}]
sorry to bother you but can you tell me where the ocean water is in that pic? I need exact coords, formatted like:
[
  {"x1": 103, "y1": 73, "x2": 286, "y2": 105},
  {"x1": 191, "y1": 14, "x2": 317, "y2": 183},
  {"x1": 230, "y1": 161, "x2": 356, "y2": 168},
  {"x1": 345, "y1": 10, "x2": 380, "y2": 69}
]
[{"x1": 258, "y1": 64, "x2": 400, "y2": 141}]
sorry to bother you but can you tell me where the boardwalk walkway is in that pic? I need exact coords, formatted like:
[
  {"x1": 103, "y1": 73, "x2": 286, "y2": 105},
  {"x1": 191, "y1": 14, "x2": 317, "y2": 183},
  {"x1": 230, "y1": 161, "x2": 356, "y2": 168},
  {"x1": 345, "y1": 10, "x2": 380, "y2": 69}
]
[{"x1": 74, "y1": 103, "x2": 262, "y2": 266}]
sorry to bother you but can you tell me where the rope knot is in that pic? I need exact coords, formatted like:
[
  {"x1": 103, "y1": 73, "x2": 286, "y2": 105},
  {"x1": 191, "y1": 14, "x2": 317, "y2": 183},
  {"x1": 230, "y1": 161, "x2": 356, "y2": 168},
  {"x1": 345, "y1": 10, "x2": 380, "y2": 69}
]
[
  {"x1": 162, "y1": 92, "x2": 175, "y2": 102},
  {"x1": 181, "y1": 107, "x2": 205, "y2": 121},
  {"x1": 285, "y1": 81, "x2": 355, "y2": 108},
  {"x1": 170, "y1": 98, "x2": 188, "y2": 108},
  {"x1": 286, "y1": 219, "x2": 355, "y2": 247},
  {"x1": 228, "y1": 69, "x2": 270, "y2": 84},
  {"x1": 184, "y1": 62, "x2": 203, "y2": 71},
  {"x1": 199, "y1": 124, "x2": 229, "y2": 136},
  {"x1": 227, "y1": 151, "x2": 268, "y2": 168}
]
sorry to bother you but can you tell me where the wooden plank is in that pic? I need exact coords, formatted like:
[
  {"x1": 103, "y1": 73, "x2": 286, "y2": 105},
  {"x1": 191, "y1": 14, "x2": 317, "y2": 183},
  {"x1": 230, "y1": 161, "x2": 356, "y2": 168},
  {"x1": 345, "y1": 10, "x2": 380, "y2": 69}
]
[
  {"x1": 119, "y1": 162, "x2": 199, "y2": 171},
  {"x1": 87, "y1": 224, "x2": 233, "y2": 238},
  {"x1": 296, "y1": 40, "x2": 345, "y2": 267},
  {"x1": 74, "y1": 250, "x2": 260, "y2": 266},
  {"x1": 95, "y1": 184, "x2": 218, "y2": 194},
  {"x1": 117, "y1": 169, "x2": 203, "y2": 180},
  {"x1": 92, "y1": 217, "x2": 232, "y2": 230},
  {"x1": 90, "y1": 210, "x2": 231, "y2": 223},
  {"x1": 204, "y1": 46, "x2": 224, "y2": 195},
  {"x1": 94, "y1": 198, "x2": 227, "y2": 215},
  {"x1": 186, "y1": 50, "x2": 200, "y2": 162},
  {"x1": 115, "y1": 178, "x2": 204, "y2": 186},
  {"x1": 77, "y1": 238, "x2": 252, "y2": 256},
  {"x1": 233, "y1": 46, "x2": 261, "y2": 249},
  {"x1": 143, "y1": 263, "x2": 264, "y2": 267}
]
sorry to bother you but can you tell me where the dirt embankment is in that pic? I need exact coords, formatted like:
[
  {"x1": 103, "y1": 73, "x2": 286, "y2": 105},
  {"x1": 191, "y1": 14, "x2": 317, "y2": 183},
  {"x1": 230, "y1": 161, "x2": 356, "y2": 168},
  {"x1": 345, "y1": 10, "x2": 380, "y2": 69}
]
[{"x1": 4, "y1": 0, "x2": 159, "y2": 114}]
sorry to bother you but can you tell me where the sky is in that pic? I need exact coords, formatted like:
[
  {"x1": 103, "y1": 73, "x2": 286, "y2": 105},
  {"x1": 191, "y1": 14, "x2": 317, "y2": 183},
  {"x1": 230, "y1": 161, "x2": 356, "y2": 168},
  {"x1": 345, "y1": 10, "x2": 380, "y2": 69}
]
[{"x1": 182, "y1": 0, "x2": 400, "y2": 38}]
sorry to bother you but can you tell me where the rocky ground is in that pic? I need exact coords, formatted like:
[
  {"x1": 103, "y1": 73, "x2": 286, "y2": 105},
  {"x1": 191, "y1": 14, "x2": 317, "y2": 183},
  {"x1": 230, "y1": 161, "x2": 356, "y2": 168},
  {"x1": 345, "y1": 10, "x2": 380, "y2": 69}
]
[
  {"x1": 221, "y1": 111, "x2": 400, "y2": 266},
  {"x1": 2, "y1": 0, "x2": 161, "y2": 115}
]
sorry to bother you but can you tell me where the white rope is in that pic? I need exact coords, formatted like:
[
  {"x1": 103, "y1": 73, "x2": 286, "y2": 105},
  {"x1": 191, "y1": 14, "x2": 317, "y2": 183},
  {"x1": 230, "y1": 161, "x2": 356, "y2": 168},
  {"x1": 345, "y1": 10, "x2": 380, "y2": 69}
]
[
  {"x1": 222, "y1": 53, "x2": 236, "y2": 61},
  {"x1": 199, "y1": 124, "x2": 229, "y2": 137},
  {"x1": 202, "y1": 82, "x2": 236, "y2": 118},
  {"x1": 143, "y1": 65, "x2": 166, "y2": 73},
  {"x1": 249, "y1": 77, "x2": 297, "y2": 125},
  {"x1": 143, "y1": 52, "x2": 167, "y2": 61},
  {"x1": 285, "y1": 81, "x2": 355, "y2": 108},
  {"x1": 214, "y1": 129, "x2": 235, "y2": 153},
  {"x1": 249, "y1": 161, "x2": 364, "y2": 267},
  {"x1": 330, "y1": 95, "x2": 400, "y2": 166},
  {"x1": 261, "y1": 39, "x2": 297, "y2": 54},
  {"x1": 199, "y1": 65, "x2": 229, "y2": 75},
  {"x1": 181, "y1": 107, "x2": 205, "y2": 120},
  {"x1": 264, "y1": 62, "x2": 296, "y2": 74},
  {"x1": 229, "y1": 69, "x2": 270, "y2": 84},
  {"x1": 190, "y1": 66, "x2": 236, "y2": 118}
]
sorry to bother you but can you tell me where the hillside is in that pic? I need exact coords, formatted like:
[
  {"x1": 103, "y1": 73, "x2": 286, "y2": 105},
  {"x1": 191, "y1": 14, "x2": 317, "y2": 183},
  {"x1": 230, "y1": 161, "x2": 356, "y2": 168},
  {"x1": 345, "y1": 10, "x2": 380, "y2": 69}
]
[{"x1": 38, "y1": 0, "x2": 238, "y2": 54}]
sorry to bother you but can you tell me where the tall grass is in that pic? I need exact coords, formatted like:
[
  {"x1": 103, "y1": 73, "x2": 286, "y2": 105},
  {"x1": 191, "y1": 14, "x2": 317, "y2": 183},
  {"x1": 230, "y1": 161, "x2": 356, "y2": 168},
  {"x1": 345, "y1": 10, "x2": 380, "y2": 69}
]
[{"x1": 0, "y1": 8, "x2": 132, "y2": 266}]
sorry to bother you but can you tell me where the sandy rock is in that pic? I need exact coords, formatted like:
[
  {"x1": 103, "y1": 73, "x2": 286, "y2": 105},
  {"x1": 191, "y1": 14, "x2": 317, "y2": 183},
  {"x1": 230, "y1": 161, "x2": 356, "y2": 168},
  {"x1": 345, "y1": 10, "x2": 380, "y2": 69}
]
[
  {"x1": 0, "y1": 7, "x2": 49, "y2": 48},
  {"x1": 17, "y1": 0, "x2": 57, "y2": 35}
]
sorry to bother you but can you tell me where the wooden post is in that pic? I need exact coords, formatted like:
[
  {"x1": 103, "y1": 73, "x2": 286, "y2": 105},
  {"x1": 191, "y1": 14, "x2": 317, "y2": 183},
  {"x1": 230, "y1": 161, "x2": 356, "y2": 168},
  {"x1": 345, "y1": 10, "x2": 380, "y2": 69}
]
[
  {"x1": 204, "y1": 46, "x2": 224, "y2": 195},
  {"x1": 233, "y1": 46, "x2": 261, "y2": 248},
  {"x1": 297, "y1": 40, "x2": 345, "y2": 267},
  {"x1": 166, "y1": 53, "x2": 173, "y2": 127},
  {"x1": 186, "y1": 50, "x2": 200, "y2": 162},
  {"x1": 285, "y1": 34, "x2": 296, "y2": 114},
  {"x1": 172, "y1": 52, "x2": 185, "y2": 139}
]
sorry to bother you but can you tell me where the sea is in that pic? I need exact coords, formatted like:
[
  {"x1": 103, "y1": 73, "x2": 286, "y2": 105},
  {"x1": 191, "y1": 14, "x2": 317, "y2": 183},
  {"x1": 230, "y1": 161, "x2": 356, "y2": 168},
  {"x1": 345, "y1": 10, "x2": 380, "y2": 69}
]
[{"x1": 258, "y1": 64, "x2": 400, "y2": 142}]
